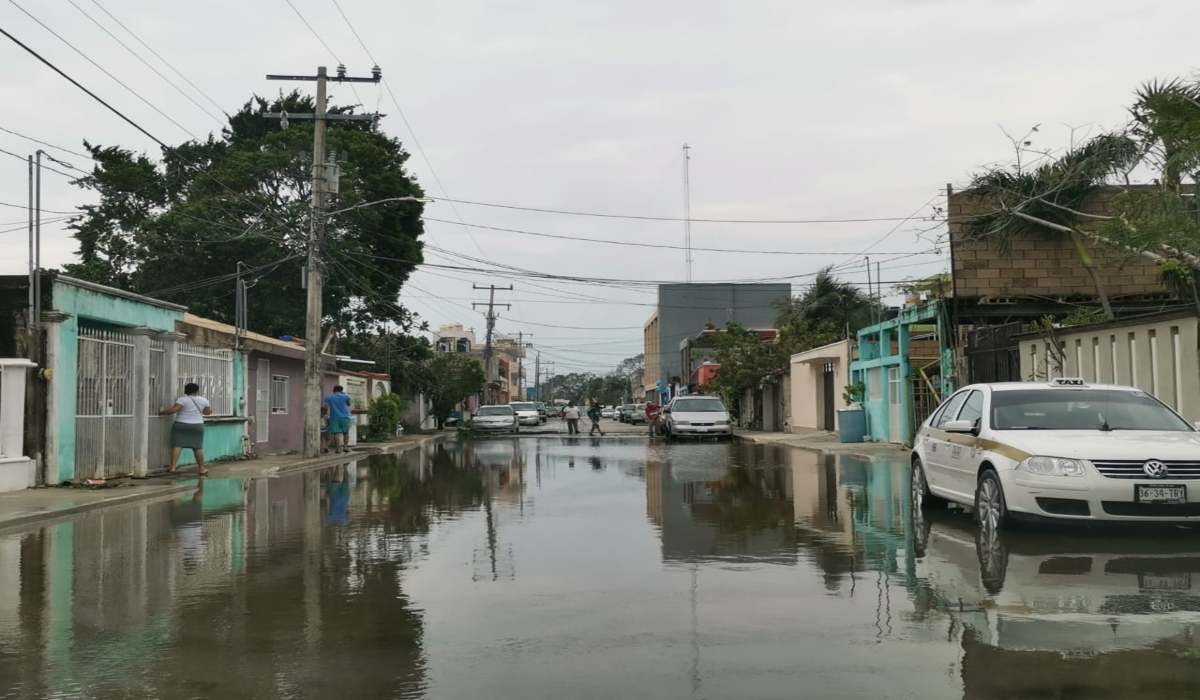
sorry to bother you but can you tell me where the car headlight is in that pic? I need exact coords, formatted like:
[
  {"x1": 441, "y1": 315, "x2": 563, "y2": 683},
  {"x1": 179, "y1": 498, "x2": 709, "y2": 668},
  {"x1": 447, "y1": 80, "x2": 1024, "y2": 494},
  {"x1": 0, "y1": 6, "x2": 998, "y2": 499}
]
[
  {"x1": 675, "y1": 421, "x2": 691, "y2": 426},
  {"x1": 1017, "y1": 456, "x2": 1088, "y2": 477},
  {"x1": 714, "y1": 420, "x2": 730, "y2": 426}
]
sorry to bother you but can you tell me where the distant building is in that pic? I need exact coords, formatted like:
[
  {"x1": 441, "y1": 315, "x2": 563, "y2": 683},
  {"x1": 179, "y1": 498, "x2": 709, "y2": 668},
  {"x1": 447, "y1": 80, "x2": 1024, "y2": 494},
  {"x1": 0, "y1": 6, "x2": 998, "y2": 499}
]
[
  {"x1": 432, "y1": 323, "x2": 524, "y2": 404},
  {"x1": 643, "y1": 283, "x2": 790, "y2": 397}
]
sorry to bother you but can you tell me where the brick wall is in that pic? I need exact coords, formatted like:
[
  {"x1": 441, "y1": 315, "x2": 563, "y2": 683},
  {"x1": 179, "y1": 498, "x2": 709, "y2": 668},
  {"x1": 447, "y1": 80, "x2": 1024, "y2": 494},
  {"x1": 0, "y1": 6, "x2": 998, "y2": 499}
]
[{"x1": 949, "y1": 187, "x2": 1167, "y2": 302}]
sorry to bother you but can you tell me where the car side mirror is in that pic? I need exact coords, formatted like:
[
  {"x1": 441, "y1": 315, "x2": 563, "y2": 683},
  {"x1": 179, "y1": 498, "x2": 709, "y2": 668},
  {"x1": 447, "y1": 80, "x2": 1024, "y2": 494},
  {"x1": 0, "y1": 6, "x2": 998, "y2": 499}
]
[
  {"x1": 943, "y1": 419, "x2": 977, "y2": 434},
  {"x1": 1193, "y1": 421, "x2": 1200, "y2": 432}
]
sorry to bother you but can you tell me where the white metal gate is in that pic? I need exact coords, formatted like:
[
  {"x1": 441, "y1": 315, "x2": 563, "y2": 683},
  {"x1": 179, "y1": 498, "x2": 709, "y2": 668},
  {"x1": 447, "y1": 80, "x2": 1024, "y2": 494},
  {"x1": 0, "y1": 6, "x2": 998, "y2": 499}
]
[
  {"x1": 76, "y1": 327, "x2": 136, "y2": 480},
  {"x1": 255, "y1": 359, "x2": 270, "y2": 443},
  {"x1": 147, "y1": 339, "x2": 171, "y2": 472},
  {"x1": 887, "y1": 367, "x2": 902, "y2": 443}
]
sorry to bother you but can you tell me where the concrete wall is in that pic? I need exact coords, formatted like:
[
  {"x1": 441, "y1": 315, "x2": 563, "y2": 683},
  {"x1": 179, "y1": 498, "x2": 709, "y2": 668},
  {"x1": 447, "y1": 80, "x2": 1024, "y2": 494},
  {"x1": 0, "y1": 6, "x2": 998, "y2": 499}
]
[
  {"x1": 949, "y1": 188, "x2": 1167, "y2": 302},
  {"x1": 651, "y1": 284, "x2": 790, "y2": 388},
  {"x1": 1018, "y1": 312, "x2": 1200, "y2": 421},
  {"x1": 790, "y1": 340, "x2": 851, "y2": 432}
]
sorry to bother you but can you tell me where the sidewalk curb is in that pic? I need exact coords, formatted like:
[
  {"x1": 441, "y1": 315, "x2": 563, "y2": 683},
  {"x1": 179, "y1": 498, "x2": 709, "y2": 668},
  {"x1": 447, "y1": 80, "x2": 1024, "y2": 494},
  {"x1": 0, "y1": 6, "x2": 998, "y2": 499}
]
[
  {"x1": 273, "y1": 433, "x2": 453, "y2": 475},
  {"x1": 0, "y1": 484, "x2": 195, "y2": 535},
  {"x1": 733, "y1": 433, "x2": 905, "y2": 461}
]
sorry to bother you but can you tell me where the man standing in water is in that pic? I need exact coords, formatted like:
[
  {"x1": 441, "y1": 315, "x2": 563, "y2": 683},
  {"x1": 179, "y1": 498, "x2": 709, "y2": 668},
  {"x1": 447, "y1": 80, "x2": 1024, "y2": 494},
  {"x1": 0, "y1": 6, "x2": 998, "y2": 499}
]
[
  {"x1": 322, "y1": 385, "x2": 364, "y2": 454},
  {"x1": 563, "y1": 401, "x2": 581, "y2": 435}
]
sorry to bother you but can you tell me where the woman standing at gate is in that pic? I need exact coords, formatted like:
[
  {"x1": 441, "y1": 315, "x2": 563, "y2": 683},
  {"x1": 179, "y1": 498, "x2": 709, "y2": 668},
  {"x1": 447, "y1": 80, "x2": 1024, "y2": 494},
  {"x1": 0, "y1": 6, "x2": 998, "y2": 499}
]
[{"x1": 160, "y1": 382, "x2": 213, "y2": 475}]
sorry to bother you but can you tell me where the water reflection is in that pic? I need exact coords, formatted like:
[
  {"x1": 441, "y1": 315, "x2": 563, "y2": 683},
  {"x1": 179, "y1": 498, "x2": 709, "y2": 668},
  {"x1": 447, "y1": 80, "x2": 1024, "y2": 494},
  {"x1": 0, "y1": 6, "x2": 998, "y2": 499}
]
[
  {"x1": 4, "y1": 437, "x2": 1200, "y2": 698},
  {"x1": 913, "y1": 510, "x2": 1200, "y2": 698}
]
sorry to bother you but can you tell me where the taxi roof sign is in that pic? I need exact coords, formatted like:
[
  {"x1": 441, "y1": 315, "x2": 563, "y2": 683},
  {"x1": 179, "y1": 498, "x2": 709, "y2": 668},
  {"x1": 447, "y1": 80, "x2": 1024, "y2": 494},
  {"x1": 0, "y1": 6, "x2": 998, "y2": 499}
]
[{"x1": 1048, "y1": 377, "x2": 1087, "y2": 387}]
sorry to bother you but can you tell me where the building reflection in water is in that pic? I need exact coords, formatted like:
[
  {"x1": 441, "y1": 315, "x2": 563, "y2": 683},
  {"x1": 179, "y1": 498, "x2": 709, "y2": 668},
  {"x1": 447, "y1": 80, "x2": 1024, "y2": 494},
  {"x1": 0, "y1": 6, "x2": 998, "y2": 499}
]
[{"x1": 0, "y1": 441, "x2": 495, "y2": 699}]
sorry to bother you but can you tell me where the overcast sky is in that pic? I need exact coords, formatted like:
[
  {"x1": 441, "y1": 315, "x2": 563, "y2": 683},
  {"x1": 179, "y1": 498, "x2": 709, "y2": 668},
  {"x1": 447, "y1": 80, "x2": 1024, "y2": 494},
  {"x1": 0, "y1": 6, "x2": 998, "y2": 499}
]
[{"x1": 1, "y1": 0, "x2": 1195, "y2": 375}]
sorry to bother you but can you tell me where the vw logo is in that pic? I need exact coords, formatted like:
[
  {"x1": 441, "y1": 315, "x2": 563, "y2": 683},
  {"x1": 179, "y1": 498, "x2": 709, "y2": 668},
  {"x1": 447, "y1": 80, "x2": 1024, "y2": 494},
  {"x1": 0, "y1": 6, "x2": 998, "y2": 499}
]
[{"x1": 1143, "y1": 460, "x2": 1170, "y2": 479}]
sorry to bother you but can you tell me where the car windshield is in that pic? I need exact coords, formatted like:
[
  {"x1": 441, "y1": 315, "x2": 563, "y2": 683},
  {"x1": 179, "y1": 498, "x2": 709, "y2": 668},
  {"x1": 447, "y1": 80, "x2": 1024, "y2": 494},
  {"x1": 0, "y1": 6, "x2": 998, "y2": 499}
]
[
  {"x1": 476, "y1": 406, "x2": 513, "y2": 417},
  {"x1": 990, "y1": 388, "x2": 1192, "y2": 431},
  {"x1": 510, "y1": 403, "x2": 535, "y2": 411},
  {"x1": 673, "y1": 398, "x2": 726, "y2": 413}
]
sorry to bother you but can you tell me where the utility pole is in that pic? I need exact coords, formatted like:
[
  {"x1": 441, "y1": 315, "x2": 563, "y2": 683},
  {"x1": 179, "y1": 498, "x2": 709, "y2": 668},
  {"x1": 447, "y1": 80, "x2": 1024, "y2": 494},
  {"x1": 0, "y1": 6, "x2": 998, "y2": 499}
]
[
  {"x1": 266, "y1": 64, "x2": 380, "y2": 457},
  {"x1": 516, "y1": 332, "x2": 532, "y2": 400},
  {"x1": 683, "y1": 143, "x2": 692, "y2": 283},
  {"x1": 534, "y1": 352, "x2": 541, "y2": 402},
  {"x1": 472, "y1": 285, "x2": 512, "y2": 404}
]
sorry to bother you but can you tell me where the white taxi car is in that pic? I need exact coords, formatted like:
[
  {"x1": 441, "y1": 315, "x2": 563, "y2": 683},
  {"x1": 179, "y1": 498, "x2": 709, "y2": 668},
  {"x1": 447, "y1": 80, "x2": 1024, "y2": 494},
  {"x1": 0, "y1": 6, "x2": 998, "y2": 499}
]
[{"x1": 911, "y1": 378, "x2": 1200, "y2": 528}]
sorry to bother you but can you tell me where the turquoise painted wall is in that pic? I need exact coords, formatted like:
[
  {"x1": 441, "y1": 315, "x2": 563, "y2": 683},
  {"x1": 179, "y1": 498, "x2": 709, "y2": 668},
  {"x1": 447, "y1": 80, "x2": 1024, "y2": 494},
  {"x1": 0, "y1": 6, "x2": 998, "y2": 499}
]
[
  {"x1": 52, "y1": 281, "x2": 187, "y2": 482},
  {"x1": 172, "y1": 422, "x2": 245, "y2": 467}
]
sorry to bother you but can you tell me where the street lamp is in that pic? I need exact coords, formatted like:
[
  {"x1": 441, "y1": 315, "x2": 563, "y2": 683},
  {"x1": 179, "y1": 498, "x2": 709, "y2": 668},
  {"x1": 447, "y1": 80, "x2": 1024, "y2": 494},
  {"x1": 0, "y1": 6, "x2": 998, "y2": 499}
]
[{"x1": 325, "y1": 196, "x2": 433, "y2": 216}]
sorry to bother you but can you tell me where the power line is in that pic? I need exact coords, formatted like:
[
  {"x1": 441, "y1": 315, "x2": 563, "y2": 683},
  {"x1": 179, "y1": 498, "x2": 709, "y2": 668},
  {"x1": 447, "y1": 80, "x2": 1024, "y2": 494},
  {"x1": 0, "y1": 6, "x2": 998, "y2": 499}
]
[
  {"x1": 85, "y1": 0, "x2": 230, "y2": 118},
  {"x1": 0, "y1": 125, "x2": 95, "y2": 160},
  {"x1": 0, "y1": 147, "x2": 78, "y2": 178},
  {"x1": 0, "y1": 24, "x2": 298, "y2": 239},
  {"x1": 424, "y1": 216, "x2": 943, "y2": 256},
  {"x1": 6, "y1": 0, "x2": 200, "y2": 140},
  {"x1": 64, "y1": 0, "x2": 225, "y2": 124},
  {"x1": 430, "y1": 196, "x2": 946, "y2": 225},
  {"x1": 0, "y1": 200, "x2": 75, "y2": 214}
]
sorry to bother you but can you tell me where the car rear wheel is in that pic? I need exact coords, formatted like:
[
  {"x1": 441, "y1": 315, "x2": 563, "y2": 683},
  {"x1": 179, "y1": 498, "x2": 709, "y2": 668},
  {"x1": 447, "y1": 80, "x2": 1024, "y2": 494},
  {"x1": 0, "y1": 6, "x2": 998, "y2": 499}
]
[
  {"x1": 910, "y1": 458, "x2": 945, "y2": 511},
  {"x1": 974, "y1": 468, "x2": 1010, "y2": 531}
]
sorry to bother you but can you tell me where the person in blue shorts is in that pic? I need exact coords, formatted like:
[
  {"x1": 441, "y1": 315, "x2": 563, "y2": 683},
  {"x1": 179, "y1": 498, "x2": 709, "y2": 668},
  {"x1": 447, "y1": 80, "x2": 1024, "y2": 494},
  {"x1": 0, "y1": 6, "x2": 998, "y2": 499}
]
[{"x1": 322, "y1": 385, "x2": 360, "y2": 454}]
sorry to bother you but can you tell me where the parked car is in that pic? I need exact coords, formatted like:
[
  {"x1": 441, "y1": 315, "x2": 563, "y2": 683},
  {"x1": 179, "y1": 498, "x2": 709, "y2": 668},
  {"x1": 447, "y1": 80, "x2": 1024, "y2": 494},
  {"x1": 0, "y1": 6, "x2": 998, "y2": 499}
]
[
  {"x1": 664, "y1": 396, "x2": 733, "y2": 440},
  {"x1": 628, "y1": 403, "x2": 648, "y2": 425},
  {"x1": 912, "y1": 377, "x2": 1200, "y2": 529},
  {"x1": 616, "y1": 403, "x2": 633, "y2": 421},
  {"x1": 470, "y1": 405, "x2": 518, "y2": 433},
  {"x1": 510, "y1": 401, "x2": 541, "y2": 427},
  {"x1": 444, "y1": 409, "x2": 463, "y2": 427},
  {"x1": 535, "y1": 402, "x2": 548, "y2": 423},
  {"x1": 601, "y1": 406, "x2": 614, "y2": 419}
]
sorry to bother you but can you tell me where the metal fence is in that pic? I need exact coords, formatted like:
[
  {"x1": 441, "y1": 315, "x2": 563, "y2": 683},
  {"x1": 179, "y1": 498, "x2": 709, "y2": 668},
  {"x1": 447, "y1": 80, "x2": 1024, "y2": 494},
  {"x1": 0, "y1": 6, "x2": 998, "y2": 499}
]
[
  {"x1": 179, "y1": 343, "x2": 234, "y2": 415},
  {"x1": 966, "y1": 323, "x2": 1023, "y2": 384},
  {"x1": 147, "y1": 340, "x2": 171, "y2": 472},
  {"x1": 76, "y1": 327, "x2": 136, "y2": 480}
]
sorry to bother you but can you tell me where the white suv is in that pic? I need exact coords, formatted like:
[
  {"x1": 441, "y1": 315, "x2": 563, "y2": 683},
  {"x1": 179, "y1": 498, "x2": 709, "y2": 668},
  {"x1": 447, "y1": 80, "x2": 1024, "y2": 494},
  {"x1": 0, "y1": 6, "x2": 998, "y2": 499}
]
[{"x1": 912, "y1": 378, "x2": 1200, "y2": 528}]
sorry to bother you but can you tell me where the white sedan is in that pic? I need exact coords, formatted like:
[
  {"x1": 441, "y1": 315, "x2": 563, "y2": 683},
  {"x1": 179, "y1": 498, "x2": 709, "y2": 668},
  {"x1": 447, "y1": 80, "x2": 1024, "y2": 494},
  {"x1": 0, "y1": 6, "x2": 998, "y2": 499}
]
[
  {"x1": 471, "y1": 405, "x2": 518, "y2": 433},
  {"x1": 911, "y1": 378, "x2": 1200, "y2": 529}
]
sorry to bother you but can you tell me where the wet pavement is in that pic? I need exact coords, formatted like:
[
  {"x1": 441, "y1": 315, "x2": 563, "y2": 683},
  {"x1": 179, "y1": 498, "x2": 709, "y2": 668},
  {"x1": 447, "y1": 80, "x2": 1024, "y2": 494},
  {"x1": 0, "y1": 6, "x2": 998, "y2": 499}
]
[{"x1": 1, "y1": 437, "x2": 1199, "y2": 698}]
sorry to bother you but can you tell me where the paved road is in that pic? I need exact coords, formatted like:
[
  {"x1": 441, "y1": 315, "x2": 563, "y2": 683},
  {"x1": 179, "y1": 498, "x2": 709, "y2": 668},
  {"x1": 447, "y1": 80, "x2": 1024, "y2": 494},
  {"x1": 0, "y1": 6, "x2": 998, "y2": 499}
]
[
  {"x1": 2, "y1": 437, "x2": 1197, "y2": 699},
  {"x1": 511, "y1": 415, "x2": 651, "y2": 436}
]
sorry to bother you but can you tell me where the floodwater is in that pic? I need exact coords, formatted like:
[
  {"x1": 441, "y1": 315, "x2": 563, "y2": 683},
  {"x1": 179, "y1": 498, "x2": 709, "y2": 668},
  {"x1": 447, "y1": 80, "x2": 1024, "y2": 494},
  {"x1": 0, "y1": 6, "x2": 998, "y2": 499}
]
[{"x1": 2, "y1": 437, "x2": 1200, "y2": 699}]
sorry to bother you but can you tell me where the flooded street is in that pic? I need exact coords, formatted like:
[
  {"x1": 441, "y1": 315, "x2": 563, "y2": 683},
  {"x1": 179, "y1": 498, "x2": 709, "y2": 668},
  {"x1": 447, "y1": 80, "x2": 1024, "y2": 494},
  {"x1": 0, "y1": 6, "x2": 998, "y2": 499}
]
[{"x1": 2, "y1": 437, "x2": 1200, "y2": 698}]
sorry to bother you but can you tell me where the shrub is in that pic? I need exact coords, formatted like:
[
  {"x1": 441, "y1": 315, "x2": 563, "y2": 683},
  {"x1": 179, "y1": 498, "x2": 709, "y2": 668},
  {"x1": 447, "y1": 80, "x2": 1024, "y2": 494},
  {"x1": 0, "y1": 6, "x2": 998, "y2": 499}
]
[{"x1": 364, "y1": 393, "x2": 404, "y2": 441}]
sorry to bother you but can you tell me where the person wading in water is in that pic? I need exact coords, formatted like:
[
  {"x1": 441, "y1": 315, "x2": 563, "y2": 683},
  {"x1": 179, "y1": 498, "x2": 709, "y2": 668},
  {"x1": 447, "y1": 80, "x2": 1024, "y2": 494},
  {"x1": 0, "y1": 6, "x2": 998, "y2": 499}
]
[
  {"x1": 563, "y1": 401, "x2": 581, "y2": 434},
  {"x1": 161, "y1": 382, "x2": 213, "y2": 475},
  {"x1": 588, "y1": 400, "x2": 605, "y2": 436}
]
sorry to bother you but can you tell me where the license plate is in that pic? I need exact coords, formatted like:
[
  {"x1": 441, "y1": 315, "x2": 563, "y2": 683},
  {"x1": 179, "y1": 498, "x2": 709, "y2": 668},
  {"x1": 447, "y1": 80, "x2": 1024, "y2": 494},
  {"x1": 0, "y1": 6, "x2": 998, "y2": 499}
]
[
  {"x1": 1136, "y1": 484, "x2": 1186, "y2": 504},
  {"x1": 696, "y1": 427, "x2": 709, "y2": 432},
  {"x1": 1140, "y1": 573, "x2": 1192, "y2": 591}
]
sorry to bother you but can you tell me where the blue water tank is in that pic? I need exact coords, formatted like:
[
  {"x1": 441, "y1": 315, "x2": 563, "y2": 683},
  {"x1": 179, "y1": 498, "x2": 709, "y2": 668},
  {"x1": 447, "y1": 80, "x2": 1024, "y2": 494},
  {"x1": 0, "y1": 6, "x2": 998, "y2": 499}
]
[{"x1": 837, "y1": 408, "x2": 866, "y2": 443}]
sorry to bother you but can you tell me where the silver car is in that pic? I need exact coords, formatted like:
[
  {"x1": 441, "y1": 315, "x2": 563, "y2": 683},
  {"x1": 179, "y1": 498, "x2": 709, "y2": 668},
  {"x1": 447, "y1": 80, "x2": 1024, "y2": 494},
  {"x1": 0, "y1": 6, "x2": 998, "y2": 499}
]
[
  {"x1": 471, "y1": 405, "x2": 518, "y2": 433},
  {"x1": 510, "y1": 401, "x2": 541, "y2": 427},
  {"x1": 664, "y1": 396, "x2": 733, "y2": 440}
]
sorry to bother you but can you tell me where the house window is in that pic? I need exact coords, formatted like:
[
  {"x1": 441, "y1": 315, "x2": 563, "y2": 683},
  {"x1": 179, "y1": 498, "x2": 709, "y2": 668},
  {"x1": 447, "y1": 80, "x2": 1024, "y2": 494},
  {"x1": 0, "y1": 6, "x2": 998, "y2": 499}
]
[
  {"x1": 868, "y1": 367, "x2": 883, "y2": 401},
  {"x1": 270, "y1": 375, "x2": 289, "y2": 414}
]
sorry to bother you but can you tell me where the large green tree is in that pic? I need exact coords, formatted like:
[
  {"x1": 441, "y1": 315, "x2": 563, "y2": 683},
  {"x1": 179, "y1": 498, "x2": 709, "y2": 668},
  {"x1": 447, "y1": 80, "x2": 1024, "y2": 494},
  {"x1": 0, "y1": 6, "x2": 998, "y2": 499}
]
[
  {"x1": 423, "y1": 355, "x2": 486, "y2": 428},
  {"x1": 775, "y1": 265, "x2": 881, "y2": 342},
  {"x1": 66, "y1": 91, "x2": 426, "y2": 338}
]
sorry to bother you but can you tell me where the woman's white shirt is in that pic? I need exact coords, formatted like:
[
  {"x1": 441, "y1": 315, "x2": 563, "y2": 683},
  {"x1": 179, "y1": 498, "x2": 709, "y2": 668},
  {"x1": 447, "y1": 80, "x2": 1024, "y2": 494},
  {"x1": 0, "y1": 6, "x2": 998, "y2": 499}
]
[{"x1": 174, "y1": 395, "x2": 210, "y2": 424}]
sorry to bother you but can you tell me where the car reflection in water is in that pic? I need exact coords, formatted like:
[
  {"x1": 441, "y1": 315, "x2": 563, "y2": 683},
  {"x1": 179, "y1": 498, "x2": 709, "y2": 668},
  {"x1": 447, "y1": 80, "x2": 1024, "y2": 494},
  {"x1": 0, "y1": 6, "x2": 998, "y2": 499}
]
[{"x1": 912, "y1": 507, "x2": 1200, "y2": 697}]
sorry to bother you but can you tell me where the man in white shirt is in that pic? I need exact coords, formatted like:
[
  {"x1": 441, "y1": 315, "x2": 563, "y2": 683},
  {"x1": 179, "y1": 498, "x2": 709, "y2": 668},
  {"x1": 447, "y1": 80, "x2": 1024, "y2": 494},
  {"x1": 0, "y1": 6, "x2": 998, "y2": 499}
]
[{"x1": 563, "y1": 402, "x2": 581, "y2": 434}]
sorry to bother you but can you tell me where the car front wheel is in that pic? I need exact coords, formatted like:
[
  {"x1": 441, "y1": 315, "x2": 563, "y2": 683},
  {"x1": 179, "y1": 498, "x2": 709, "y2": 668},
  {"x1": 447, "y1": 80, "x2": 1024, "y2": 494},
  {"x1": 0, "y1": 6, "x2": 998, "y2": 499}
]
[
  {"x1": 911, "y1": 458, "x2": 946, "y2": 511},
  {"x1": 974, "y1": 468, "x2": 1010, "y2": 531}
]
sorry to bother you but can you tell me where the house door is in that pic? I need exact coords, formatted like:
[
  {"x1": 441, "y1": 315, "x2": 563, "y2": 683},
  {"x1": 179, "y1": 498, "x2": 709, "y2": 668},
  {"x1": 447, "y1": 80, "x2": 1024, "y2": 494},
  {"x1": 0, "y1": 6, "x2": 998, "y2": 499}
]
[
  {"x1": 821, "y1": 363, "x2": 836, "y2": 431},
  {"x1": 256, "y1": 359, "x2": 270, "y2": 443},
  {"x1": 75, "y1": 327, "x2": 137, "y2": 480},
  {"x1": 887, "y1": 367, "x2": 903, "y2": 443}
]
